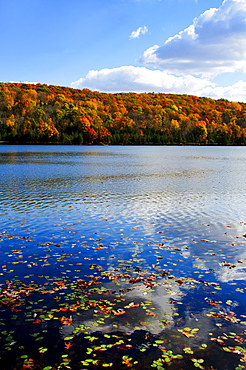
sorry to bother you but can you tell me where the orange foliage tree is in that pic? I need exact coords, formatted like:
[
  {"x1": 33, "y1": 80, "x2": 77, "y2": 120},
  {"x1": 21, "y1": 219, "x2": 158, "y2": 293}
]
[{"x1": 0, "y1": 82, "x2": 246, "y2": 145}]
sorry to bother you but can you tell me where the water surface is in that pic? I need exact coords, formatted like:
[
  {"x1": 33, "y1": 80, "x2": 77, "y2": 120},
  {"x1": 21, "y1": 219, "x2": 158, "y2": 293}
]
[{"x1": 0, "y1": 145, "x2": 246, "y2": 370}]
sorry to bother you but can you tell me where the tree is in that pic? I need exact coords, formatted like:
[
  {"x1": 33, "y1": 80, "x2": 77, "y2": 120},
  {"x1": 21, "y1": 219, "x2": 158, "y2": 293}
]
[{"x1": 194, "y1": 121, "x2": 208, "y2": 143}]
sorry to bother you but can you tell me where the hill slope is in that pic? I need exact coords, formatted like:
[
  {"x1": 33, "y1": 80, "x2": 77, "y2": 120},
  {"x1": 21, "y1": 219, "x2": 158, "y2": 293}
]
[{"x1": 1, "y1": 82, "x2": 246, "y2": 145}]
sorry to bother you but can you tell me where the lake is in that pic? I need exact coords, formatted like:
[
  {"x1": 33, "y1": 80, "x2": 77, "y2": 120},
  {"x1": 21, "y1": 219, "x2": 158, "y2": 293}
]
[{"x1": 0, "y1": 145, "x2": 246, "y2": 370}]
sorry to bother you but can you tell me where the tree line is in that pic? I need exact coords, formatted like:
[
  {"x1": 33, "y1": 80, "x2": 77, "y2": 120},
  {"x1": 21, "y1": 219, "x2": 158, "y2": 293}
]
[{"x1": 0, "y1": 82, "x2": 246, "y2": 145}]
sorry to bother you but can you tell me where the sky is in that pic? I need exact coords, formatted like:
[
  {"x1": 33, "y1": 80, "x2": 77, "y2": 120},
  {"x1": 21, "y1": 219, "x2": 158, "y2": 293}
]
[{"x1": 2, "y1": 0, "x2": 246, "y2": 102}]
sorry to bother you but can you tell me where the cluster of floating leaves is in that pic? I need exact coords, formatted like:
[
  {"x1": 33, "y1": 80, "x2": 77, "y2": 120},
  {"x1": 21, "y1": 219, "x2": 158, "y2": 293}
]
[{"x1": 0, "y1": 228, "x2": 246, "y2": 369}]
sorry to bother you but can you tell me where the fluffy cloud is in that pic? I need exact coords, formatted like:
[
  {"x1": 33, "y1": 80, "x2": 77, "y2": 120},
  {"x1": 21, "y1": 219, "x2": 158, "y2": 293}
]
[
  {"x1": 71, "y1": 66, "x2": 246, "y2": 102},
  {"x1": 200, "y1": 80, "x2": 246, "y2": 102},
  {"x1": 71, "y1": 0, "x2": 246, "y2": 102},
  {"x1": 140, "y1": 0, "x2": 246, "y2": 75},
  {"x1": 129, "y1": 26, "x2": 148, "y2": 39},
  {"x1": 71, "y1": 65, "x2": 213, "y2": 93}
]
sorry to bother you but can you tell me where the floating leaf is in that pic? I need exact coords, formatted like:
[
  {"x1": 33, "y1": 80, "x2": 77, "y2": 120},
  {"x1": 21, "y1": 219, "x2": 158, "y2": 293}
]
[{"x1": 64, "y1": 336, "x2": 74, "y2": 341}]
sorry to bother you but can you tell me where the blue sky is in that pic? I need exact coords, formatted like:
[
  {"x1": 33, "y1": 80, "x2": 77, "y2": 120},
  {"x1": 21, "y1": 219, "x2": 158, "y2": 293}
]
[{"x1": 1, "y1": 0, "x2": 246, "y2": 101}]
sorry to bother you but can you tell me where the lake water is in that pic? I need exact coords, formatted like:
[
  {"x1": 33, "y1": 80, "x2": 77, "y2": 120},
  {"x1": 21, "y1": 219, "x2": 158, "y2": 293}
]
[{"x1": 0, "y1": 145, "x2": 246, "y2": 370}]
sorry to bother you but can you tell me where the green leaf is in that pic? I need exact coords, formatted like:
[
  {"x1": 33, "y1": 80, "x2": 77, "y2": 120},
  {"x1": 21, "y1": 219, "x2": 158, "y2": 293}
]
[
  {"x1": 200, "y1": 344, "x2": 207, "y2": 349},
  {"x1": 223, "y1": 347, "x2": 231, "y2": 352},
  {"x1": 64, "y1": 336, "x2": 74, "y2": 341},
  {"x1": 38, "y1": 347, "x2": 48, "y2": 353},
  {"x1": 176, "y1": 355, "x2": 183, "y2": 359}
]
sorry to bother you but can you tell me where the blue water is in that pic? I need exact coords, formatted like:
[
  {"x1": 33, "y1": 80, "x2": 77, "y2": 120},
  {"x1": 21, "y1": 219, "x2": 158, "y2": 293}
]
[{"x1": 0, "y1": 145, "x2": 246, "y2": 370}]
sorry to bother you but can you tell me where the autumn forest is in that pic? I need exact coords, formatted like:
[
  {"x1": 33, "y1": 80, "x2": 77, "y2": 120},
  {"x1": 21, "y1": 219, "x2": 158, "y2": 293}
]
[{"x1": 1, "y1": 82, "x2": 246, "y2": 145}]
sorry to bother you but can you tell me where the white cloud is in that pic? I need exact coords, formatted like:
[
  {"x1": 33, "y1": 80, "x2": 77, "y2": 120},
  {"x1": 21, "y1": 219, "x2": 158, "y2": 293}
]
[
  {"x1": 199, "y1": 80, "x2": 246, "y2": 102},
  {"x1": 129, "y1": 26, "x2": 148, "y2": 39},
  {"x1": 71, "y1": 1, "x2": 246, "y2": 102},
  {"x1": 71, "y1": 66, "x2": 246, "y2": 102},
  {"x1": 9, "y1": 81, "x2": 38, "y2": 85},
  {"x1": 140, "y1": 0, "x2": 246, "y2": 75},
  {"x1": 71, "y1": 65, "x2": 213, "y2": 93}
]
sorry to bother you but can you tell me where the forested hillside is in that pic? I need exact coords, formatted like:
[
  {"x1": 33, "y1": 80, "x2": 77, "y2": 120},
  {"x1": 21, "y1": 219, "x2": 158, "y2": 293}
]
[{"x1": 1, "y1": 82, "x2": 246, "y2": 145}]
